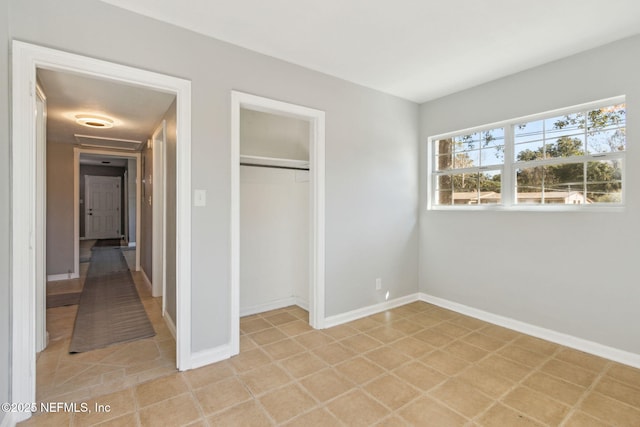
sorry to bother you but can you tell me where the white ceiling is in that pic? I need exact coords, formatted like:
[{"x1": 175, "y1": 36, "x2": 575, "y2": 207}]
[
  {"x1": 38, "y1": 69, "x2": 175, "y2": 149},
  {"x1": 99, "y1": 0, "x2": 640, "y2": 103}
]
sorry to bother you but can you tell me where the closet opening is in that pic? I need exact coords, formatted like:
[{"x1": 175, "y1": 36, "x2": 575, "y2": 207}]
[
  {"x1": 230, "y1": 91, "x2": 326, "y2": 355},
  {"x1": 240, "y1": 108, "x2": 311, "y2": 319}
]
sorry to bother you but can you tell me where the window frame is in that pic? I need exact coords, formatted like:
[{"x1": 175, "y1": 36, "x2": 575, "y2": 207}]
[{"x1": 427, "y1": 96, "x2": 626, "y2": 211}]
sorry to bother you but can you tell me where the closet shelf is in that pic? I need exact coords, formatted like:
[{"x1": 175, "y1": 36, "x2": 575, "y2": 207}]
[{"x1": 240, "y1": 155, "x2": 309, "y2": 170}]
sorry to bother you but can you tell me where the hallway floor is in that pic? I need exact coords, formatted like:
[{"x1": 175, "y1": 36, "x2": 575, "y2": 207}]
[
  {"x1": 20, "y1": 297, "x2": 640, "y2": 426},
  {"x1": 31, "y1": 246, "x2": 176, "y2": 417}
]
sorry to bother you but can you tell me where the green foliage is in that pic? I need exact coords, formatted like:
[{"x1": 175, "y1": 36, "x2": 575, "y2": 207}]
[
  {"x1": 554, "y1": 105, "x2": 626, "y2": 153},
  {"x1": 507, "y1": 106, "x2": 623, "y2": 202},
  {"x1": 554, "y1": 106, "x2": 625, "y2": 135},
  {"x1": 436, "y1": 105, "x2": 624, "y2": 204},
  {"x1": 437, "y1": 171, "x2": 501, "y2": 205}
]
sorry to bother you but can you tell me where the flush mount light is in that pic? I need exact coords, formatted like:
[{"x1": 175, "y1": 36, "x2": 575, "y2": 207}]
[{"x1": 75, "y1": 114, "x2": 114, "y2": 129}]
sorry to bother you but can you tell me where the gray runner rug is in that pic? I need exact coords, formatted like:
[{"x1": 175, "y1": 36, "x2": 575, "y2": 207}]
[{"x1": 69, "y1": 247, "x2": 155, "y2": 353}]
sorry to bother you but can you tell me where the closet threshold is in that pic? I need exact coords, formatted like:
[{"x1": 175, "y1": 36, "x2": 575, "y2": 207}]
[{"x1": 240, "y1": 155, "x2": 309, "y2": 171}]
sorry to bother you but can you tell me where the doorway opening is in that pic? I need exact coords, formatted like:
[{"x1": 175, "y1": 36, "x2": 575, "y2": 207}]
[
  {"x1": 11, "y1": 41, "x2": 193, "y2": 421},
  {"x1": 76, "y1": 150, "x2": 142, "y2": 272},
  {"x1": 230, "y1": 91, "x2": 326, "y2": 356}
]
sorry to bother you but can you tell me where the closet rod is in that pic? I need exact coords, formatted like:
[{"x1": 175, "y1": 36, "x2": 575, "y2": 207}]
[{"x1": 240, "y1": 162, "x2": 309, "y2": 171}]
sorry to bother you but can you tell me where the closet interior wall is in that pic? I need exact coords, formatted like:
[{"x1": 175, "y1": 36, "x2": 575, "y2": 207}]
[{"x1": 239, "y1": 108, "x2": 310, "y2": 316}]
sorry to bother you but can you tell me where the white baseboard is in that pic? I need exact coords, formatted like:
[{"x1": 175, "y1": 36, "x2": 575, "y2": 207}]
[
  {"x1": 419, "y1": 293, "x2": 640, "y2": 369},
  {"x1": 164, "y1": 312, "x2": 177, "y2": 340},
  {"x1": 47, "y1": 272, "x2": 79, "y2": 282},
  {"x1": 139, "y1": 269, "x2": 152, "y2": 292},
  {"x1": 295, "y1": 297, "x2": 309, "y2": 311},
  {"x1": 188, "y1": 291, "x2": 640, "y2": 372},
  {"x1": 240, "y1": 297, "x2": 298, "y2": 317},
  {"x1": 0, "y1": 412, "x2": 22, "y2": 427},
  {"x1": 191, "y1": 344, "x2": 233, "y2": 370},
  {"x1": 324, "y1": 293, "x2": 420, "y2": 329}
]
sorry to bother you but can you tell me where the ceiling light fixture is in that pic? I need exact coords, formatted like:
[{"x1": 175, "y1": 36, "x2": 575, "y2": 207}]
[{"x1": 75, "y1": 114, "x2": 114, "y2": 129}]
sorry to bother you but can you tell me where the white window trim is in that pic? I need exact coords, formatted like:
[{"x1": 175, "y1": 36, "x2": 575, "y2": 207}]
[{"x1": 427, "y1": 96, "x2": 626, "y2": 211}]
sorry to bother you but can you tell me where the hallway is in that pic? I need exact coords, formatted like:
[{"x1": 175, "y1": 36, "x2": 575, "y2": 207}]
[{"x1": 35, "y1": 242, "x2": 176, "y2": 406}]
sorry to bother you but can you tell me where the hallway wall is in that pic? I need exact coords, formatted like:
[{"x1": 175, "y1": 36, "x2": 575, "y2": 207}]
[
  {"x1": 164, "y1": 100, "x2": 178, "y2": 325},
  {"x1": 46, "y1": 142, "x2": 75, "y2": 276},
  {"x1": 127, "y1": 159, "x2": 137, "y2": 244}
]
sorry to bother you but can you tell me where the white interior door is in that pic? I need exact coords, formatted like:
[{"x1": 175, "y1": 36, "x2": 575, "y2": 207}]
[{"x1": 85, "y1": 175, "x2": 122, "y2": 239}]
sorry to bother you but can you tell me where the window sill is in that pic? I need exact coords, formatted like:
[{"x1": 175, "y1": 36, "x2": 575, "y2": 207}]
[{"x1": 427, "y1": 204, "x2": 625, "y2": 213}]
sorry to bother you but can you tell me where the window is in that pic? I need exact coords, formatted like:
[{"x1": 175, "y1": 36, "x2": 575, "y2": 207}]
[
  {"x1": 433, "y1": 128, "x2": 505, "y2": 205},
  {"x1": 429, "y1": 98, "x2": 626, "y2": 209}
]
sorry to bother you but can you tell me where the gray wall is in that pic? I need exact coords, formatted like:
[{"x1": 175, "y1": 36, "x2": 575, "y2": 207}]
[
  {"x1": 164, "y1": 100, "x2": 177, "y2": 325},
  {"x1": 240, "y1": 109, "x2": 310, "y2": 160},
  {"x1": 8, "y1": 0, "x2": 419, "y2": 354},
  {"x1": 419, "y1": 35, "x2": 640, "y2": 354},
  {"x1": 46, "y1": 142, "x2": 75, "y2": 276},
  {"x1": 1, "y1": 0, "x2": 11, "y2": 421},
  {"x1": 127, "y1": 159, "x2": 136, "y2": 244}
]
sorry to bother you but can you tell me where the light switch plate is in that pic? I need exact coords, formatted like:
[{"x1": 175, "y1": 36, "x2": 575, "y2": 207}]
[{"x1": 194, "y1": 189, "x2": 206, "y2": 206}]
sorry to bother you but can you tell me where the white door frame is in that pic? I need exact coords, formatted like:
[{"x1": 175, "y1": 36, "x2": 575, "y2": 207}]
[
  {"x1": 152, "y1": 121, "x2": 167, "y2": 300},
  {"x1": 11, "y1": 41, "x2": 193, "y2": 421},
  {"x1": 123, "y1": 169, "x2": 129, "y2": 244},
  {"x1": 230, "y1": 91, "x2": 326, "y2": 355},
  {"x1": 76, "y1": 148, "x2": 142, "y2": 272},
  {"x1": 35, "y1": 84, "x2": 47, "y2": 353}
]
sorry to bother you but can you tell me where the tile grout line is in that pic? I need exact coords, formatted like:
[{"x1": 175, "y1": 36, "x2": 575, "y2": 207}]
[
  {"x1": 462, "y1": 335, "x2": 559, "y2": 426},
  {"x1": 32, "y1": 301, "x2": 640, "y2": 426},
  {"x1": 556, "y1": 359, "x2": 611, "y2": 426}
]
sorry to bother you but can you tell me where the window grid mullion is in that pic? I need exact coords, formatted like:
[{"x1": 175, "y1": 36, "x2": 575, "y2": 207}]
[
  {"x1": 583, "y1": 161, "x2": 588, "y2": 204},
  {"x1": 542, "y1": 118, "x2": 547, "y2": 158},
  {"x1": 541, "y1": 166, "x2": 545, "y2": 204},
  {"x1": 503, "y1": 125, "x2": 514, "y2": 207},
  {"x1": 584, "y1": 108, "x2": 589, "y2": 155},
  {"x1": 514, "y1": 151, "x2": 623, "y2": 169}
]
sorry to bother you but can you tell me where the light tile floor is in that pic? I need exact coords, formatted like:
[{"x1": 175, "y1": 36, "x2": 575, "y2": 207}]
[
  {"x1": 21, "y1": 299, "x2": 640, "y2": 426},
  {"x1": 25, "y1": 247, "x2": 177, "y2": 424}
]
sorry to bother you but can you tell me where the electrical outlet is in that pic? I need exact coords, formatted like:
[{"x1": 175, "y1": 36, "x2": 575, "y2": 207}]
[{"x1": 375, "y1": 278, "x2": 382, "y2": 290}]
